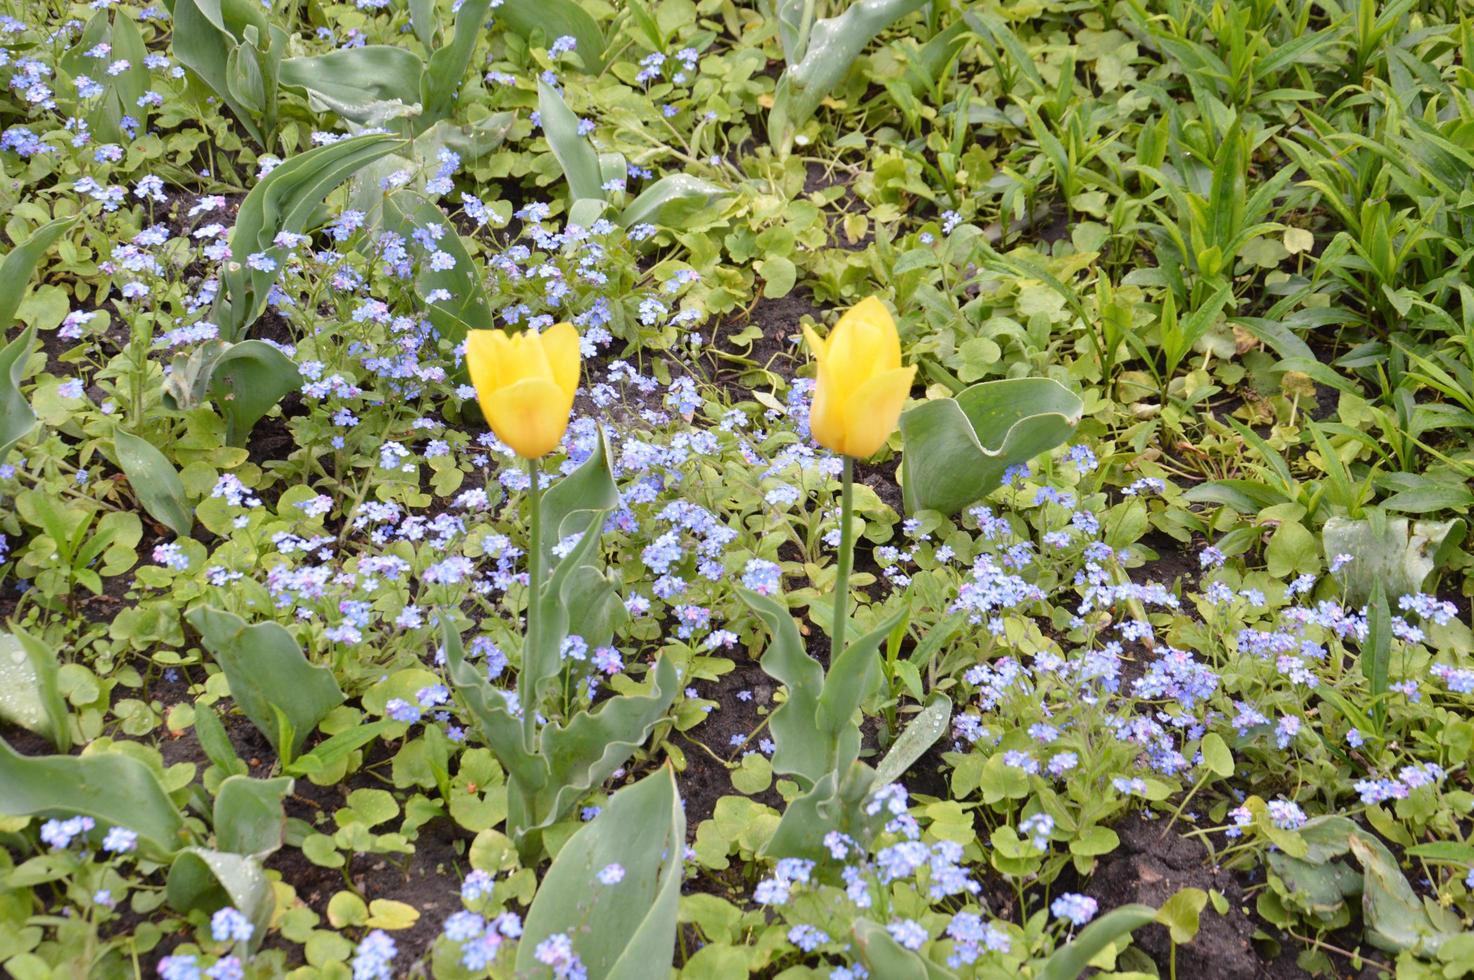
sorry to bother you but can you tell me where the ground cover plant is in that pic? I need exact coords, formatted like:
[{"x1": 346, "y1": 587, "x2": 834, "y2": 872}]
[{"x1": 2, "y1": 0, "x2": 1474, "y2": 976}]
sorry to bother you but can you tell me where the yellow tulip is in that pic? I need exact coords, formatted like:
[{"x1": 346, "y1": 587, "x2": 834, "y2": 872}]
[
  {"x1": 802, "y1": 296, "x2": 916, "y2": 459},
  {"x1": 465, "y1": 322, "x2": 581, "y2": 459}
]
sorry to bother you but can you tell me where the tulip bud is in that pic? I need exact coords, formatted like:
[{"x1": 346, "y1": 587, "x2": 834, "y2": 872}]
[
  {"x1": 802, "y1": 296, "x2": 916, "y2": 459},
  {"x1": 465, "y1": 322, "x2": 580, "y2": 459}
]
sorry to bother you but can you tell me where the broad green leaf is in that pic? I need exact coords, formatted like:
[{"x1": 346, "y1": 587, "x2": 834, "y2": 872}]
[
  {"x1": 517, "y1": 767, "x2": 684, "y2": 980},
  {"x1": 0, "y1": 215, "x2": 77, "y2": 329},
  {"x1": 1154, "y1": 887, "x2": 1207, "y2": 944},
  {"x1": 875, "y1": 694, "x2": 951, "y2": 785},
  {"x1": 0, "y1": 630, "x2": 70, "y2": 751},
  {"x1": 168, "y1": 0, "x2": 272, "y2": 145},
  {"x1": 853, "y1": 918, "x2": 957, "y2": 979},
  {"x1": 537, "y1": 79, "x2": 605, "y2": 204},
  {"x1": 187, "y1": 607, "x2": 344, "y2": 761},
  {"x1": 617, "y1": 174, "x2": 729, "y2": 229},
  {"x1": 167, "y1": 848, "x2": 274, "y2": 951},
  {"x1": 213, "y1": 775, "x2": 292, "y2": 857},
  {"x1": 216, "y1": 134, "x2": 402, "y2": 339},
  {"x1": 0, "y1": 324, "x2": 39, "y2": 465},
  {"x1": 1200, "y1": 732, "x2": 1234, "y2": 778},
  {"x1": 768, "y1": 0, "x2": 929, "y2": 152},
  {"x1": 899, "y1": 378, "x2": 1083, "y2": 515},
  {"x1": 114, "y1": 429, "x2": 193, "y2": 537},
  {"x1": 0, "y1": 737, "x2": 185, "y2": 857},
  {"x1": 498, "y1": 0, "x2": 604, "y2": 72},
  {"x1": 1323, "y1": 514, "x2": 1461, "y2": 607},
  {"x1": 210, "y1": 340, "x2": 304, "y2": 447},
  {"x1": 194, "y1": 700, "x2": 248, "y2": 777},
  {"x1": 421, "y1": 0, "x2": 493, "y2": 123},
  {"x1": 1348, "y1": 834, "x2": 1452, "y2": 954},
  {"x1": 378, "y1": 190, "x2": 489, "y2": 348},
  {"x1": 1036, "y1": 903, "x2": 1159, "y2": 980},
  {"x1": 285, "y1": 719, "x2": 398, "y2": 777},
  {"x1": 279, "y1": 46, "x2": 424, "y2": 124}
]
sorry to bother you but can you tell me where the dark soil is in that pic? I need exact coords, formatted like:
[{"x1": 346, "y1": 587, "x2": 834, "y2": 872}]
[
  {"x1": 1088, "y1": 812, "x2": 1304, "y2": 980},
  {"x1": 676, "y1": 658, "x2": 781, "y2": 824}
]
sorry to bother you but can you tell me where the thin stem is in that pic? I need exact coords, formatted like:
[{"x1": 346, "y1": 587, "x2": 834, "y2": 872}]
[
  {"x1": 831, "y1": 456, "x2": 855, "y2": 660},
  {"x1": 521, "y1": 455, "x2": 543, "y2": 750}
]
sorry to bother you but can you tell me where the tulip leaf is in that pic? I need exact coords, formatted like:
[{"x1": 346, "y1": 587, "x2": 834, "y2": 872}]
[
  {"x1": 853, "y1": 918, "x2": 958, "y2": 980},
  {"x1": 1322, "y1": 514, "x2": 1462, "y2": 608},
  {"x1": 211, "y1": 340, "x2": 303, "y2": 446},
  {"x1": 1035, "y1": 903, "x2": 1160, "y2": 980},
  {"x1": 421, "y1": 0, "x2": 494, "y2": 123},
  {"x1": 1348, "y1": 834, "x2": 1454, "y2": 954},
  {"x1": 0, "y1": 629, "x2": 71, "y2": 751},
  {"x1": 617, "y1": 174, "x2": 729, "y2": 229},
  {"x1": 517, "y1": 766, "x2": 684, "y2": 980},
  {"x1": 187, "y1": 607, "x2": 344, "y2": 763},
  {"x1": 499, "y1": 0, "x2": 604, "y2": 73},
  {"x1": 213, "y1": 775, "x2": 293, "y2": 857},
  {"x1": 875, "y1": 693, "x2": 951, "y2": 786},
  {"x1": 768, "y1": 0, "x2": 929, "y2": 153},
  {"x1": 0, "y1": 737, "x2": 185, "y2": 858},
  {"x1": 168, "y1": 0, "x2": 272, "y2": 145},
  {"x1": 279, "y1": 46, "x2": 424, "y2": 124},
  {"x1": 216, "y1": 133, "x2": 403, "y2": 340},
  {"x1": 0, "y1": 215, "x2": 77, "y2": 329},
  {"x1": 167, "y1": 848, "x2": 275, "y2": 951},
  {"x1": 378, "y1": 190, "x2": 489, "y2": 348},
  {"x1": 537, "y1": 78, "x2": 605, "y2": 205},
  {"x1": 194, "y1": 700, "x2": 249, "y2": 778},
  {"x1": 899, "y1": 378, "x2": 1084, "y2": 515},
  {"x1": 113, "y1": 429, "x2": 194, "y2": 538}
]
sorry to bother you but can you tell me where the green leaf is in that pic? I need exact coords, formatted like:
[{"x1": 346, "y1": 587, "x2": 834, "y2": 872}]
[
  {"x1": 1323, "y1": 514, "x2": 1461, "y2": 607},
  {"x1": 0, "y1": 629, "x2": 70, "y2": 751},
  {"x1": 187, "y1": 607, "x2": 344, "y2": 761},
  {"x1": 167, "y1": 848, "x2": 274, "y2": 951},
  {"x1": 768, "y1": 0, "x2": 929, "y2": 152},
  {"x1": 1348, "y1": 834, "x2": 1452, "y2": 954},
  {"x1": 0, "y1": 215, "x2": 77, "y2": 329},
  {"x1": 194, "y1": 700, "x2": 248, "y2": 777},
  {"x1": 421, "y1": 0, "x2": 493, "y2": 123},
  {"x1": 875, "y1": 694, "x2": 951, "y2": 785},
  {"x1": 378, "y1": 190, "x2": 489, "y2": 348},
  {"x1": 1036, "y1": 903, "x2": 1159, "y2": 980},
  {"x1": 0, "y1": 324, "x2": 39, "y2": 466},
  {"x1": 213, "y1": 775, "x2": 292, "y2": 857},
  {"x1": 279, "y1": 46, "x2": 424, "y2": 125},
  {"x1": 168, "y1": 0, "x2": 272, "y2": 145},
  {"x1": 216, "y1": 134, "x2": 402, "y2": 339},
  {"x1": 537, "y1": 78, "x2": 605, "y2": 205},
  {"x1": 285, "y1": 719, "x2": 398, "y2": 777},
  {"x1": 114, "y1": 429, "x2": 193, "y2": 537},
  {"x1": 209, "y1": 340, "x2": 304, "y2": 447},
  {"x1": 517, "y1": 767, "x2": 684, "y2": 980},
  {"x1": 899, "y1": 378, "x2": 1083, "y2": 515},
  {"x1": 617, "y1": 174, "x2": 728, "y2": 230},
  {"x1": 1155, "y1": 887, "x2": 1208, "y2": 944},
  {"x1": 497, "y1": 0, "x2": 604, "y2": 72},
  {"x1": 853, "y1": 918, "x2": 957, "y2": 979},
  {"x1": 1201, "y1": 732, "x2": 1234, "y2": 778},
  {"x1": 0, "y1": 737, "x2": 185, "y2": 858}
]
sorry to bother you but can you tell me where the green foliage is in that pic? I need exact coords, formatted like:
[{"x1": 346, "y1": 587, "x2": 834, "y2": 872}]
[
  {"x1": 0, "y1": 629, "x2": 70, "y2": 751},
  {"x1": 899, "y1": 379, "x2": 1083, "y2": 515},
  {"x1": 113, "y1": 428, "x2": 193, "y2": 537},
  {"x1": 517, "y1": 766, "x2": 684, "y2": 979},
  {"x1": 187, "y1": 606, "x2": 345, "y2": 764}
]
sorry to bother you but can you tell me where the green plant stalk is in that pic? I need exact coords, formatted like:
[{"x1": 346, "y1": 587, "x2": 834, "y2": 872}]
[
  {"x1": 831, "y1": 456, "x2": 855, "y2": 664},
  {"x1": 522, "y1": 454, "x2": 543, "y2": 752}
]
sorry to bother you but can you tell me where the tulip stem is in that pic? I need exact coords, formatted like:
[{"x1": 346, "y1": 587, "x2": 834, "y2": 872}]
[
  {"x1": 831, "y1": 456, "x2": 855, "y2": 660},
  {"x1": 522, "y1": 455, "x2": 543, "y2": 749}
]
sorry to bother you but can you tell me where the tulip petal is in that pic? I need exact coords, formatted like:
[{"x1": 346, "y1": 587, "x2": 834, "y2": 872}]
[
  {"x1": 808, "y1": 363, "x2": 848, "y2": 455},
  {"x1": 540, "y1": 322, "x2": 582, "y2": 402},
  {"x1": 832, "y1": 296, "x2": 901, "y2": 371},
  {"x1": 835, "y1": 365, "x2": 916, "y2": 459},
  {"x1": 484, "y1": 377, "x2": 573, "y2": 459},
  {"x1": 465, "y1": 330, "x2": 503, "y2": 394},
  {"x1": 801, "y1": 323, "x2": 829, "y2": 361}
]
